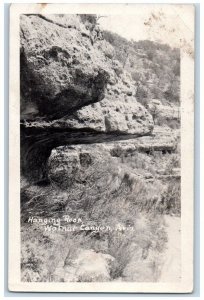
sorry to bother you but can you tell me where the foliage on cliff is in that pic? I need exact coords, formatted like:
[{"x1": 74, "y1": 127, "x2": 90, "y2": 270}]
[{"x1": 103, "y1": 30, "x2": 180, "y2": 105}]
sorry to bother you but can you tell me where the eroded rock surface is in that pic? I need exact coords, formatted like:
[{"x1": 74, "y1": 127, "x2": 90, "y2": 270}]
[
  {"x1": 20, "y1": 14, "x2": 153, "y2": 136},
  {"x1": 20, "y1": 14, "x2": 112, "y2": 118},
  {"x1": 47, "y1": 145, "x2": 123, "y2": 191}
]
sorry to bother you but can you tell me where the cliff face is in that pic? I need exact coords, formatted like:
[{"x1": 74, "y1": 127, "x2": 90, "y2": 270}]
[
  {"x1": 20, "y1": 14, "x2": 156, "y2": 182},
  {"x1": 20, "y1": 12, "x2": 180, "y2": 209},
  {"x1": 20, "y1": 14, "x2": 153, "y2": 135},
  {"x1": 20, "y1": 14, "x2": 110, "y2": 119}
]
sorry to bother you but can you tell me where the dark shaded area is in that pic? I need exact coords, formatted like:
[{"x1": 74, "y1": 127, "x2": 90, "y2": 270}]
[{"x1": 20, "y1": 125, "x2": 151, "y2": 182}]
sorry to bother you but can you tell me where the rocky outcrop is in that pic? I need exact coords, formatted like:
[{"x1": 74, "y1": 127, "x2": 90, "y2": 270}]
[
  {"x1": 46, "y1": 128, "x2": 179, "y2": 192},
  {"x1": 47, "y1": 145, "x2": 123, "y2": 191},
  {"x1": 22, "y1": 93, "x2": 153, "y2": 135},
  {"x1": 20, "y1": 14, "x2": 111, "y2": 119},
  {"x1": 20, "y1": 14, "x2": 153, "y2": 136},
  {"x1": 20, "y1": 14, "x2": 156, "y2": 182},
  {"x1": 20, "y1": 124, "x2": 178, "y2": 182},
  {"x1": 20, "y1": 126, "x2": 152, "y2": 182},
  {"x1": 107, "y1": 126, "x2": 179, "y2": 155},
  {"x1": 19, "y1": 13, "x2": 180, "y2": 205},
  {"x1": 148, "y1": 101, "x2": 180, "y2": 120}
]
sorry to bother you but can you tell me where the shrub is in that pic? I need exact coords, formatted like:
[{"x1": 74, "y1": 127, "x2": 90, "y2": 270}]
[
  {"x1": 155, "y1": 115, "x2": 180, "y2": 129},
  {"x1": 108, "y1": 231, "x2": 134, "y2": 279},
  {"x1": 79, "y1": 14, "x2": 97, "y2": 25},
  {"x1": 160, "y1": 179, "x2": 181, "y2": 216}
]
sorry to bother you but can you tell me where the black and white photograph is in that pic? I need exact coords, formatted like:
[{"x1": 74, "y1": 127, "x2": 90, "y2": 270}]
[{"x1": 8, "y1": 3, "x2": 194, "y2": 293}]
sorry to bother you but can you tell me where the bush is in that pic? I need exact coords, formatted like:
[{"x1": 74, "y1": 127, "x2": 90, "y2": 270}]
[
  {"x1": 159, "y1": 179, "x2": 181, "y2": 216},
  {"x1": 155, "y1": 115, "x2": 180, "y2": 129},
  {"x1": 79, "y1": 14, "x2": 97, "y2": 25},
  {"x1": 102, "y1": 30, "x2": 180, "y2": 105},
  {"x1": 136, "y1": 85, "x2": 149, "y2": 102},
  {"x1": 108, "y1": 231, "x2": 135, "y2": 279}
]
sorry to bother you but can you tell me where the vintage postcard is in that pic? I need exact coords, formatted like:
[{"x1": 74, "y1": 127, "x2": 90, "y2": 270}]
[{"x1": 9, "y1": 3, "x2": 194, "y2": 293}]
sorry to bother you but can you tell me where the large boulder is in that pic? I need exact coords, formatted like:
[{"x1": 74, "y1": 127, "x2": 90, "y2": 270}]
[
  {"x1": 20, "y1": 14, "x2": 112, "y2": 119},
  {"x1": 59, "y1": 72, "x2": 153, "y2": 135},
  {"x1": 54, "y1": 249, "x2": 114, "y2": 282},
  {"x1": 47, "y1": 144, "x2": 123, "y2": 191},
  {"x1": 20, "y1": 14, "x2": 154, "y2": 136},
  {"x1": 62, "y1": 96, "x2": 153, "y2": 135}
]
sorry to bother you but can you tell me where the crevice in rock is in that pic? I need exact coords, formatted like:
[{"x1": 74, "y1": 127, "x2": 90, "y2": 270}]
[
  {"x1": 21, "y1": 125, "x2": 154, "y2": 183},
  {"x1": 21, "y1": 123, "x2": 177, "y2": 184}
]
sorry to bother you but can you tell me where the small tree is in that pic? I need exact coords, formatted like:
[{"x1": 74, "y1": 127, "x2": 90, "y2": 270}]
[{"x1": 151, "y1": 104, "x2": 159, "y2": 123}]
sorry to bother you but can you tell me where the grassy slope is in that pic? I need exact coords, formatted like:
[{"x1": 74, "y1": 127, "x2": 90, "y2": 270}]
[{"x1": 21, "y1": 144, "x2": 180, "y2": 282}]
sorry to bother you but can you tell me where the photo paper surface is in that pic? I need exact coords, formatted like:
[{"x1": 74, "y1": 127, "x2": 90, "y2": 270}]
[{"x1": 9, "y1": 3, "x2": 194, "y2": 293}]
